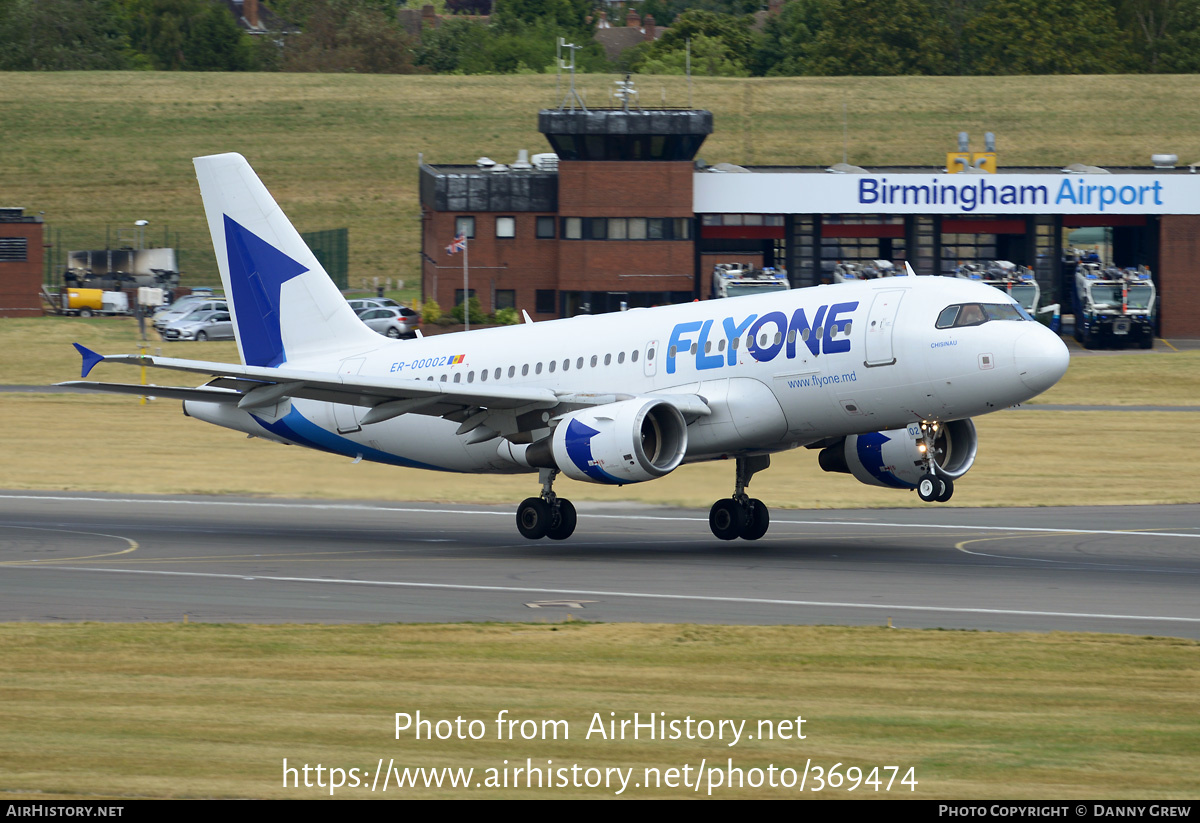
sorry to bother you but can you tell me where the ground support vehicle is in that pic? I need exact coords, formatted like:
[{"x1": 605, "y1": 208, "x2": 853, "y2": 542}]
[
  {"x1": 832, "y1": 260, "x2": 900, "y2": 283},
  {"x1": 955, "y1": 260, "x2": 1040, "y2": 314},
  {"x1": 1073, "y1": 263, "x2": 1156, "y2": 349},
  {"x1": 61, "y1": 288, "x2": 130, "y2": 317},
  {"x1": 711, "y1": 263, "x2": 790, "y2": 299}
]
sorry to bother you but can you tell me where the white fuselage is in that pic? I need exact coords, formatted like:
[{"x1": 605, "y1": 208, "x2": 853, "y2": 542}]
[{"x1": 186, "y1": 276, "x2": 1067, "y2": 475}]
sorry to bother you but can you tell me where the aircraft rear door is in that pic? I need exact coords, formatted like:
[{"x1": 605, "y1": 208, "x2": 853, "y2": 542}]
[{"x1": 863, "y1": 289, "x2": 905, "y2": 367}]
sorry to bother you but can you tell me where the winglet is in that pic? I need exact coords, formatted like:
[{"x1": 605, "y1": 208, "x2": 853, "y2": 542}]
[
  {"x1": 904, "y1": 261, "x2": 918, "y2": 277},
  {"x1": 522, "y1": 310, "x2": 534, "y2": 325},
  {"x1": 73, "y1": 343, "x2": 105, "y2": 378}
]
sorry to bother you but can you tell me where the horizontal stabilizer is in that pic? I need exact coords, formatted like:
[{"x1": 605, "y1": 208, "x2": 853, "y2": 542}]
[
  {"x1": 56, "y1": 381, "x2": 242, "y2": 403},
  {"x1": 73, "y1": 343, "x2": 105, "y2": 378}
]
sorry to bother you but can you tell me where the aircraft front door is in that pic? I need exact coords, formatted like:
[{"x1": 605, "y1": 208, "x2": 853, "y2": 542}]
[{"x1": 863, "y1": 289, "x2": 905, "y2": 367}]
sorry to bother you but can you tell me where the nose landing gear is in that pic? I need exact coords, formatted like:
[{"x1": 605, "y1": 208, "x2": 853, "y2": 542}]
[
  {"x1": 915, "y1": 422, "x2": 954, "y2": 503},
  {"x1": 516, "y1": 468, "x2": 578, "y2": 540},
  {"x1": 708, "y1": 455, "x2": 771, "y2": 541}
]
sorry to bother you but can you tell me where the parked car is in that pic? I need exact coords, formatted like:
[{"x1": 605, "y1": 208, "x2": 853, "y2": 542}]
[
  {"x1": 348, "y1": 297, "x2": 402, "y2": 316},
  {"x1": 359, "y1": 306, "x2": 420, "y2": 339},
  {"x1": 154, "y1": 298, "x2": 227, "y2": 332},
  {"x1": 161, "y1": 310, "x2": 234, "y2": 341}
]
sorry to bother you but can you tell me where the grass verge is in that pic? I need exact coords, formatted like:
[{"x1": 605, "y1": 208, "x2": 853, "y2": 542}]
[
  {"x1": 2, "y1": 392, "x2": 1199, "y2": 507},
  {"x1": 1, "y1": 623, "x2": 1196, "y2": 799}
]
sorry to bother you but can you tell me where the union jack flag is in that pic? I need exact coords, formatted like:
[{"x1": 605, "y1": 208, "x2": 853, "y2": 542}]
[{"x1": 445, "y1": 233, "x2": 467, "y2": 254}]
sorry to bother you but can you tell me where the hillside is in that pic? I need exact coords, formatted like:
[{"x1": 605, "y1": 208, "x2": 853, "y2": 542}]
[{"x1": 3, "y1": 72, "x2": 1198, "y2": 288}]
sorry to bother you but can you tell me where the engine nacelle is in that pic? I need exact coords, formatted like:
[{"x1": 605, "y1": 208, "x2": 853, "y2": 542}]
[
  {"x1": 548, "y1": 398, "x2": 688, "y2": 484},
  {"x1": 818, "y1": 419, "x2": 978, "y2": 490}
]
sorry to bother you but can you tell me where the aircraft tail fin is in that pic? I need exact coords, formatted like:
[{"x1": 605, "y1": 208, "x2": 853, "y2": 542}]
[{"x1": 193, "y1": 153, "x2": 378, "y2": 367}]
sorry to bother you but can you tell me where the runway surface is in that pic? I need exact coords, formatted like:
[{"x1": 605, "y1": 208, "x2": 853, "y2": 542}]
[{"x1": 1, "y1": 491, "x2": 1198, "y2": 637}]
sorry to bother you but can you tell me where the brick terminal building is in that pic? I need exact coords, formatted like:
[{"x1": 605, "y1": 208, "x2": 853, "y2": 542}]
[
  {"x1": 0, "y1": 208, "x2": 44, "y2": 317},
  {"x1": 420, "y1": 100, "x2": 1200, "y2": 337}
]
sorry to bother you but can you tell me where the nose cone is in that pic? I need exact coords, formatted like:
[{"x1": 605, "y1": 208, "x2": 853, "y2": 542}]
[{"x1": 1015, "y1": 325, "x2": 1069, "y2": 396}]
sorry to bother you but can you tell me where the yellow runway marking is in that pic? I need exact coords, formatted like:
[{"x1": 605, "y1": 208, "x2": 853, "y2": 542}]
[{"x1": 1160, "y1": 338, "x2": 1180, "y2": 352}]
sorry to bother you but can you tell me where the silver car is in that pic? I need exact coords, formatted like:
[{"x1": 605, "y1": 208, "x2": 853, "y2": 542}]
[
  {"x1": 348, "y1": 297, "x2": 403, "y2": 315},
  {"x1": 161, "y1": 310, "x2": 234, "y2": 341},
  {"x1": 359, "y1": 306, "x2": 420, "y2": 339},
  {"x1": 154, "y1": 298, "x2": 227, "y2": 332}
]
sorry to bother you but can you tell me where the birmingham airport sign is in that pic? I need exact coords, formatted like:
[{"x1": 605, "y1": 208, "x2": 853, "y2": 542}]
[{"x1": 693, "y1": 172, "x2": 1200, "y2": 215}]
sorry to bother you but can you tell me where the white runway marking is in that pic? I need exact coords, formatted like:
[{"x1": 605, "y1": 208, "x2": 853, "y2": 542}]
[
  {"x1": 3, "y1": 494, "x2": 1199, "y2": 540},
  {"x1": 10, "y1": 563, "x2": 1200, "y2": 625}
]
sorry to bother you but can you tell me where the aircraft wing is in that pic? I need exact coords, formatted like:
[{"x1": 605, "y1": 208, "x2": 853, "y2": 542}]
[{"x1": 59, "y1": 345, "x2": 709, "y2": 438}]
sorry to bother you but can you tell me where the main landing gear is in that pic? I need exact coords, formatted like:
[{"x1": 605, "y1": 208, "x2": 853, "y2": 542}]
[
  {"x1": 516, "y1": 468, "x2": 577, "y2": 540},
  {"x1": 709, "y1": 455, "x2": 771, "y2": 541},
  {"x1": 915, "y1": 421, "x2": 954, "y2": 503}
]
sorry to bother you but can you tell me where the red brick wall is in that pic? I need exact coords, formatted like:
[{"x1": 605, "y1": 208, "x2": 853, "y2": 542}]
[
  {"x1": 423, "y1": 209, "x2": 560, "y2": 317},
  {"x1": 558, "y1": 241, "x2": 693, "y2": 292},
  {"x1": 0, "y1": 223, "x2": 44, "y2": 317},
  {"x1": 1158, "y1": 215, "x2": 1200, "y2": 338},
  {"x1": 558, "y1": 162, "x2": 693, "y2": 217}
]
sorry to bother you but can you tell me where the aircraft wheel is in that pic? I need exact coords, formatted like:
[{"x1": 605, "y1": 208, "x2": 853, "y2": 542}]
[
  {"x1": 740, "y1": 498, "x2": 770, "y2": 541},
  {"x1": 516, "y1": 497, "x2": 551, "y2": 540},
  {"x1": 936, "y1": 476, "x2": 955, "y2": 503},
  {"x1": 917, "y1": 473, "x2": 940, "y2": 503},
  {"x1": 197, "y1": 331, "x2": 208, "y2": 341},
  {"x1": 546, "y1": 499, "x2": 577, "y2": 541},
  {"x1": 709, "y1": 499, "x2": 746, "y2": 541}
]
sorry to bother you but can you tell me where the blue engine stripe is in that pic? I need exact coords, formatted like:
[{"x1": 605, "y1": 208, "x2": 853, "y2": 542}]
[
  {"x1": 251, "y1": 407, "x2": 450, "y2": 472},
  {"x1": 855, "y1": 432, "x2": 914, "y2": 490},
  {"x1": 564, "y1": 418, "x2": 623, "y2": 484}
]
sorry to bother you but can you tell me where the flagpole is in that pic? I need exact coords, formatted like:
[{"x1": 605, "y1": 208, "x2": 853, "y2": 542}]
[{"x1": 463, "y1": 235, "x2": 469, "y2": 332}]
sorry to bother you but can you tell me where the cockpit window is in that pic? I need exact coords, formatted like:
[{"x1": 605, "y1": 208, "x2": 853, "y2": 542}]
[
  {"x1": 936, "y1": 306, "x2": 960, "y2": 328},
  {"x1": 936, "y1": 302, "x2": 1029, "y2": 329}
]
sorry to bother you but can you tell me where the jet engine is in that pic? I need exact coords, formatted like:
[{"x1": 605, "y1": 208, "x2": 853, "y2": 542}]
[
  {"x1": 512, "y1": 398, "x2": 688, "y2": 484},
  {"x1": 818, "y1": 419, "x2": 978, "y2": 490}
]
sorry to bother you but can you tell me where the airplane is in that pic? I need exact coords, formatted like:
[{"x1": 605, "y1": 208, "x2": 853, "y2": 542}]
[{"x1": 61, "y1": 153, "x2": 1070, "y2": 541}]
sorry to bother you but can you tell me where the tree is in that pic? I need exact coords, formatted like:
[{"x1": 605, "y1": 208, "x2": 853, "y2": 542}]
[
  {"x1": 963, "y1": 0, "x2": 1128, "y2": 74},
  {"x1": 490, "y1": 0, "x2": 592, "y2": 36},
  {"x1": 281, "y1": 0, "x2": 418, "y2": 73},
  {"x1": 631, "y1": 10, "x2": 758, "y2": 76},
  {"x1": 805, "y1": 0, "x2": 953, "y2": 75},
  {"x1": 416, "y1": 14, "x2": 606, "y2": 74},
  {"x1": 1113, "y1": 0, "x2": 1200, "y2": 72},
  {"x1": 751, "y1": 0, "x2": 829, "y2": 76},
  {"x1": 122, "y1": 0, "x2": 254, "y2": 70},
  {"x1": 636, "y1": 0, "x2": 761, "y2": 28},
  {"x1": 638, "y1": 32, "x2": 750, "y2": 76},
  {"x1": 0, "y1": 0, "x2": 130, "y2": 70}
]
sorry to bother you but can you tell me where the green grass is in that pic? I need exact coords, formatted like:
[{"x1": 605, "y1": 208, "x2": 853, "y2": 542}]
[
  {"x1": 3, "y1": 316, "x2": 1198, "y2": 507},
  {"x1": 5, "y1": 73, "x2": 1200, "y2": 290},
  {"x1": 0, "y1": 623, "x2": 1196, "y2": 799}
]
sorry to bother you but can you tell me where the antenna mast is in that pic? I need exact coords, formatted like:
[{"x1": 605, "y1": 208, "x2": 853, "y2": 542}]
[{"x1": 558, "y1": 38, "x2": 587, "y2": 112}]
